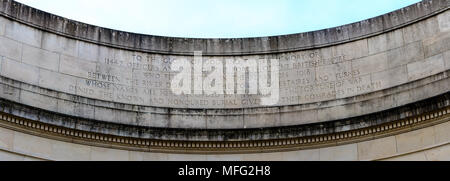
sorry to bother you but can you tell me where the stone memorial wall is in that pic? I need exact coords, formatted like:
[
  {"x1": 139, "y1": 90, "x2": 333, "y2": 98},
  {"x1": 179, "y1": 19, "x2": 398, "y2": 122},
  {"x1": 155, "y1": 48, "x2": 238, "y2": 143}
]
[{"x1": 0, "y1": 0, "x2": 449, "y2": 160}]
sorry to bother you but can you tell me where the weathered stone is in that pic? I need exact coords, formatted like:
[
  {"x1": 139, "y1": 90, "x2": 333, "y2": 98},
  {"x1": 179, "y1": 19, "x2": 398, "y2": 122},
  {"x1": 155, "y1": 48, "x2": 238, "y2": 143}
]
[
  {"x1": 319, "y1": 144, "x2": 358, "y2": 161},
  {"x1": 438, "y1": 10, "x2": 450, "y2": 32},
  {"x1": 403, "y1": 16, "x2": 440, "y2": 44},
  {"x1": 22, "y1": 45, "x2": 60, "y2": 71},
  {"x1": 0, "y1": 0, "x2": 448, "y2": 161},
  {"x1": 50, "y1": 140, "x2": 91, "y2": 161},
  {"x1": 424, "y1": 144, "x2": 450, "y2": 161},
  {"x1": 90, "y1": 147, "x2": 129, "y2": 161},
  {"x1": 59, "y1": 55, "x2": 96, "y2": 78},
  {"x1": 13, "y1": 132, "x2": 53, "y2": 159},
  {"x1": 0, "y1": 127, "x2": 14, "y2": 150},
  {"x1": 386, "y1": 41, "x2": 424, "y2": 68},
  {"x1": 372, "y1": 65, "x2": 408, "y2": 90},
  {"x1": 357, "y1": 136, "x2": 397, "y2": 161},
  {"x1": 0, "y1": 36, "x2": 22, "y2": 61},
  {"x1": 423, "y1": 31, "x2": 450, "y2": 58},
  {"x1": 396, "y1": 127, "x2": 436, "y2": 154},
  {"x1": 1, "y1": 58, "x2": 40, "y2": 85},
  {"x1": 368, "y1": 29, "x2": 404, "y2": 55},
  {"x1": 352, "y1": 52, "x2": 388, "y2": 75},
  {"x1": 407, "y1": 54, "x2": 445, "y2": 81},
  {"x1": 4, "y1": 21, "x2": 42, "y2": 47},
  {"x1": 41, "y1": 32, "x2": 79, "y2": 57}
]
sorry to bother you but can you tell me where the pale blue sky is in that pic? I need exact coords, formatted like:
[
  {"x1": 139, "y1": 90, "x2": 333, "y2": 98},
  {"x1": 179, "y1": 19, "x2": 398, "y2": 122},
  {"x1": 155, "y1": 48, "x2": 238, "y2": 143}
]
[{"x1": 16, "y1": 0, "x2": 421, "y2": 38}]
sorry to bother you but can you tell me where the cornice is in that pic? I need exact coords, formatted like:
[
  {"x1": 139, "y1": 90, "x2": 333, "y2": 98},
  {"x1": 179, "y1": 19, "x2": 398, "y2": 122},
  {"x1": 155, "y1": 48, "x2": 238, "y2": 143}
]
[{"x1": 0, "y1": 96, "x2": 449, "y2": 154}]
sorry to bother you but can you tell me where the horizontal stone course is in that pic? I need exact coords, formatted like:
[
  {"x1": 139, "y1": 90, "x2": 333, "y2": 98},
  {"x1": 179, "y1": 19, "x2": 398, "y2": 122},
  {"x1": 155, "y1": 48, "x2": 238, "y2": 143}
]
[
  {"x1": 0, "y1": 0, "x2": 448, "y2": 135},
  {"x1": 0, "y1": 57, "x2": 39, "y2": 85},
  {"x1": 2, "y1": 117, "x2": 446, "y2": 160},
  {"x1": 22, "y1": 44, "x2": 59, "y2": 71},
  {"x1": 3, "y1": 20, "x2": 41, "y2": 47},
  {"x1": 407, "y1": 53, "x2": 445, "y2": 81},
  {"x1": 0, "y1": 0, "x2": 448, "y2": 55},
  {"x1": 0, "y1": 36, "x2": 22, "y2": 60}
]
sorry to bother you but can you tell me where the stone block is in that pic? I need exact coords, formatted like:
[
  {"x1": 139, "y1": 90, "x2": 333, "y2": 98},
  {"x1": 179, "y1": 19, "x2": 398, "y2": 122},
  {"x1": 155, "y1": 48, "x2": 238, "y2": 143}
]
[
  {"x1": 318, "y1": 103, "x2": 362, "y2": 123},
  {"x1": 90, "y1": 147, "x2": 129, "y2": 161},
  {"x1": 1, "y1": 58, "x2": 40, "y2": 85},
  {"x1": 23, "y1": 157, "x2": 45, "y2": 161},
  {"x1": 56, "y1": 99, "x2": 76, "y2": 117},
  {"x1": 56, "y1": 98, "x2": 95, "y2": 120},
  {"x1": 387, "y1": 41, "x2": 424, "y2": 68},
  {"x1": 336, "y1": 74, "x2": 372, "y2": 99},
  {"x1": 167, "y1": 154, "x2": 207, "y2": 161},
  {"x1": 445, "y1": 51, "x2": 450, "y2": 70},
  {"x1": 112, "y1": 49, "x2": 138, "y2": 65},
  {"x1": 244, "y1": 108, "x2": 280, "y2": 128},
  {"x1": 4, "y1": 21, "x2": 42, "y2": 47},
  {"x1": 95, "y1": 62, "x2": 133, "y2": 86},
  {"x1": 140, "y1": 152, "x2": 170, "y2": 161},
  {"x1": 0, "y1": 17, "x2": 6, "y2": 36},
  {"x1": 206, "y1": 111, "x2": 244, "y2": 129},
  {"x1": 51, "y1": 140, "x2": 91, "y2": 161},
  {"x1": 0, "y1": 17, "x2": 12, "y2": 37},
  {"x1": 279, "y1": 108, "x2": 318, "y2": 126},
  {"x1": 438, "y1": 10, "x2": 450, "y2": 32},
  {"x1": 0, "y1": 77, "x2": 21, "y2": 102},
  {"x1": 219, "y1": 95, "x2": 238, "y2": 109},
  {"x1": 0, "y1": 36, "x2": 22, "y2": 61},
  {"x1": 74, "y1": 102, "x2": 96, "y2": 120},
  {"x1": 403, "y1": 17, "x2": 440, "y2": 44},
  {"x1": 319, "y1": 144, "x2": 358, "y2": 161},
  {"x1": 168, "y1": 111, "x2": 207, "y2": 129},
  {"x1": 114, "y1": 110, "x2": 138, "y2": 126},
  {"x1": 315, "y1": 61, "x2": 352, "y2": 84},
  {"x1": 93, "y1": 106, "x2": 117, "y2": 124},
  {"x1": 241, "y1": 154, "x2": 265, "y2": 161},
  {"x1": 59, "y1": 55, "x2": 96, "y2": 78},
  {"x1": 280, "y1": 149, "x2": 320, "y2": 161},
  {"x1": 41, "y1": 32, "x2": 79, "y2": 57},
  {"x1": 240, "y1": 149, "x2": 321, "y2": 161},
  {"x1": 434, "y1": 121, "x2": 450, "y2": 144},
  {"x1": 407, "y1": 53, "x2": 445, "y2": 81},
  {"x1": 358, "y1": 94, "x2": 395, "y2": 115},
  {"x1": 424, "y1": 144, "x2": 450, "y2": 161},
  {"x1": 19, "y1": 90, "x2": 58, "y2": 112},
  {"x1": 39, "y1": 68, "x2": 77, "y2": 94},
  {"x1": 371, "y1": 65, "x2": 408, "y2": 91},
  {"x1": 0, "y1": 127, "x2": 14, "y2": 150},
  {"x1": 13, "y1": 132, "x2": 53, "y2": 159},
  {"x1": 137, "y1": 112, "x2": 170, "y2": 128},
  {"x1": 368, "y1": 29, "x2": 404, "y2": 55},
  {"x1": 129, "y1": 151, "x2": 171, "y2": 161},
  {"x1": 206, "y1": 154, "x2": 245, "y2": 161},
  {"x1": 0, "y1": 150, "x2": 24, "y2": 161},
  {"x1": 98, "y1": 46, "x2": 115, "y2": 62},
  {"x1": 352, "y1": 52, "x2": 388, "y2": 75},
  {"x1": 22, "y1": 44, "x2": 60, "y2": 71},
  {"x1": 423, "y1": 31, "x2": 450, "y2": 58},
  {"x1": 74, "y1": 78, "x2": 111, "y2": 101},
  {"x1": 396, "y1": 127, "x2": 436, "y2": 154},
  {"x1": 77, "y1": 41, "x2": 100, "y2": 62},
  {"x1": 384, "y1": 152, "x2": 427, "y2": 161},
  {"x1": 332, "y1": 39, "x2": 368, "y2": 61}
]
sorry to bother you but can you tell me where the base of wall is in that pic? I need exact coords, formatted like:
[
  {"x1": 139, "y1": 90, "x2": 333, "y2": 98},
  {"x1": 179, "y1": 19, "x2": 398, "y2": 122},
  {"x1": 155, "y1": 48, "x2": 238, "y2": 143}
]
[{"x1": 1, "y1": 106, "x2": 450, "y2": 161}]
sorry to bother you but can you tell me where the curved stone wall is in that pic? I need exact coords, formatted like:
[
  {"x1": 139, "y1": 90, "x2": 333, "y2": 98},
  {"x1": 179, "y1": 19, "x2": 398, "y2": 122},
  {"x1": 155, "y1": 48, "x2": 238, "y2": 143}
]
[
  {"x1": 1, "y1": 105, "x2": 450, "y2": 160},
  {"x1": 0, "y1": 0, "x2": 449, "y2": 159}
]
